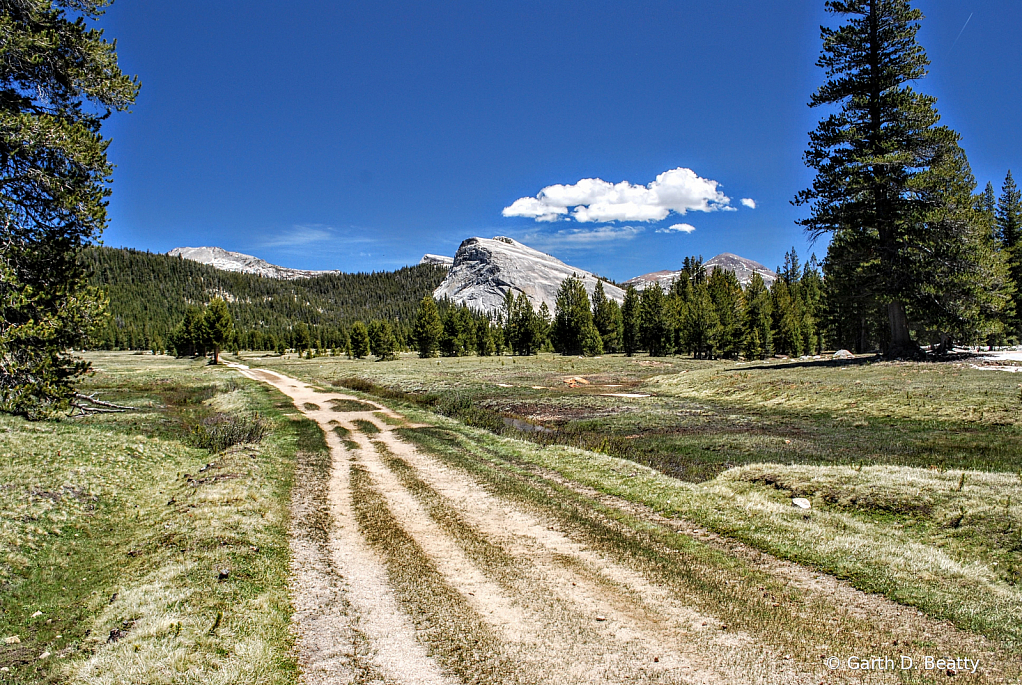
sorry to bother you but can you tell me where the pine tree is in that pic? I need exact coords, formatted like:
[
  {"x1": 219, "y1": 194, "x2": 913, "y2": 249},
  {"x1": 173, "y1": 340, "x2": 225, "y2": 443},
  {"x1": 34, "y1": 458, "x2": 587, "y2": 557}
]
[
  {"x1": 203, "y1": 298, "x2": 234, "y2": 364},
  {"x1": 998, "y1": 171, "x2": 1022, "y2": 337},
  {"x1": 638, "y1": 283, "x2": 671, "y2": 356},
  {"x1": 795, "y1": 0, "x2": 1001, "y2": 357},
  {"x1": 1, "y1": 0, "x2": 138, "y2": 416},
  {"x1": 743, "y1": 273, "x2": 772, "y2": 359},
  {"x1": 412, "y1": 296, "x2": 443, "y2": 357},
  {"x1": 591, "y1": 281, "x2": 620, "y2": 353},
  {"x1": 369, "y1": 320, "x2": 397, "y2": 360},
  {"x1": 349, "y1": 322, "x2": 371, "y2": 359},
  {"x1": 475, "y1": 318, "x2": 496, "y2": 356},
  {"x1": 621, "y1": 285, "x2": 641, "y2": 356},
  {"x1": 681, "y1": 282, "x2": 718, "y2": 359},
  {"x1": 552, "y1": 275, "x2": 595, "y2": 356},
  {"x1": 707, "y1": 269, "x2": 744, "y2": 359}
]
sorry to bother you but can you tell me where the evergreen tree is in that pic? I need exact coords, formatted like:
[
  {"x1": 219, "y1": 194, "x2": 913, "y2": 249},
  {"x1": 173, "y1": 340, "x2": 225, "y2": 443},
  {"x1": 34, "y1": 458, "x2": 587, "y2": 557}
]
[
  {"x1": 592, "y1": 281, "x2": 621, "y2": 353},
  {"x1": 507, "y1": 292, "x2": 541, "y2": 355},
  {"x1": 680, "y1": 282, "x2": 718, "y2": 359},
  {"x1": 998, "y1": 171, "x2": 1022, "y2": 337},
  {"x1": 552, "y1": 276, "x2": 596, "y2": 356},
  {"x1": 475, "y1": 318, "x2": 496, "y2": 356},
  {"x1": 412, "y1": 296, "x2": 442, "y2": 357},
  {"x1": 638, "y1": 283, "x2": 671, "y2": 356},
  {"x1": 707, "y1": 269, "x2": 744, "y2": 359},
  {"x1": 440, "y1": 308, "x2": 465, "y2": 357},
  {"x1": 620, "y1": 285, "x2": 641, "y2": 356},
  {"x1": 743, "y1": 273, "x2": 772, "y2": 359},
  {"x1": 369, "y1": 320, "x2": 397, "y2": 360},
  {"x1": 349, "y1": 322, "x2": 371, "y2": 359},
  {"x1": 203, "y1": 298, "x2": 234, "y2": 364},
  {"x1": 795, "y1": 0, "x2": 1000, "y2": 357},
  {"x1": 1, "y1": 0, "x2": 138, "y2": 416},
  {"x1": 294, "y1": 323, "x2": 312, "y2": 355},
  {"x1": 536, "y1": 302, "x2": 553, "y2": 351}
]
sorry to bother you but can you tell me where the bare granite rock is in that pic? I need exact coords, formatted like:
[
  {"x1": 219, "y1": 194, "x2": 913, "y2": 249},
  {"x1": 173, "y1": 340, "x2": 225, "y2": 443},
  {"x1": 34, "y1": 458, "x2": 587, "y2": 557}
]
[
  {"x1": 624, "y1": 253, "x2": 777, "y2": 290},
  {"x1": 433, "y1": 236, "x2": 624, "y2": 314},
  {"x1": 419, "y1": 253, "x2": 454, "y2": 268},
  {"x1": 168, "y1": 246, "x2": 339, "y2": 280}
]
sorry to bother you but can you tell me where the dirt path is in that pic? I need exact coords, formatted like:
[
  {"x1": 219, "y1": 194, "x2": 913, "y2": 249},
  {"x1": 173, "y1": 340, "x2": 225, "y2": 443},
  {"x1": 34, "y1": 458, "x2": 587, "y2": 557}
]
[{"x1": 229, "y1": 363, "x2": 1009, "y2": 684}]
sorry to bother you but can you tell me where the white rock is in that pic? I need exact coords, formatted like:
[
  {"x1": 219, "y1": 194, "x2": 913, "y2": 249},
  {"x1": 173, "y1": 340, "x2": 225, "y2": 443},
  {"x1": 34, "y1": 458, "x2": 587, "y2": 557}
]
[
  {"x1": 4, "y1": 635, "x2": 20, "y2": 645},
  {"x1": 419, "y1": 253, "x2": 454, "y2": 268},
  {"x1": 832, "y1": 349, "x2": 854, "y2": 359},
  {"x1": 434, "y1": 236, "x2": 624, "y2": 314},
  {"x1": 39, "y1": 651, "x2": 50, "y2": 660},
  {"x1": 168, "y1": 246, "x2": 339, "y2": 280},
  {"x1": 31, "y1": 611, "x2": 42, "y2": 618},
  {"x1": 792, "y1": 498, "x2": 812, "y2": 510},
  {"x1": 623, "y1": 253, "x2": 777, "y2": 290}
]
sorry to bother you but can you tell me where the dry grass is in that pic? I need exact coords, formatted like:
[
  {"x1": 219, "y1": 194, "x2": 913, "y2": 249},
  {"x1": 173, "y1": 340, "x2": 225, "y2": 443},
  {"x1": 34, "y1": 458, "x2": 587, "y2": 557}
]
[{"x1": 0, "y1": 353, "x2": 301, "y2": 684}]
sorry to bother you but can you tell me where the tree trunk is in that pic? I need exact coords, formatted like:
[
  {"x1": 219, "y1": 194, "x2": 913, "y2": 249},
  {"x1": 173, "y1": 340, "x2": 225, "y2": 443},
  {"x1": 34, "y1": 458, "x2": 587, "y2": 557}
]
[
  {"x1": 213, "y1": 346, "x2": 220, "y2": 364},
  {"x1": 886, "y1": 301, "x2": 919, "y2": 358}
]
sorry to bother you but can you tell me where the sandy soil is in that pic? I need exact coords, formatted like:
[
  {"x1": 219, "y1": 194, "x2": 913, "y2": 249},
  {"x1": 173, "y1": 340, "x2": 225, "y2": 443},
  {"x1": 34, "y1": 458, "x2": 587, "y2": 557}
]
[{"x1": 228, "y1": 363, "x2": 1011, "y2": 684}]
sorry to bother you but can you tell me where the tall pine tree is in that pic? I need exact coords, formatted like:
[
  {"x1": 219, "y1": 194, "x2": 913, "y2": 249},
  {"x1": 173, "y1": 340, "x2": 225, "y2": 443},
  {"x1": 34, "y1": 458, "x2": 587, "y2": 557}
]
[
  {"x1": 998, "y1": 171, "x2": 1022, "y2": 338},
  {"x1": 795, "y1": 0, "x2": 1003, "y2": 357}
]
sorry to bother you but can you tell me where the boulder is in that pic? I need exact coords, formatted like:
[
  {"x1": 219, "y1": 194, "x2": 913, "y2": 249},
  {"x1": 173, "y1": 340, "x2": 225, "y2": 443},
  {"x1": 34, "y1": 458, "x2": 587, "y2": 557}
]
[
  {"x1": 792, "y1": 498, "x2": 812, "y2": 510},
  {"x1": 833, "y1": 349, "x2": 854, "y2": 360}
]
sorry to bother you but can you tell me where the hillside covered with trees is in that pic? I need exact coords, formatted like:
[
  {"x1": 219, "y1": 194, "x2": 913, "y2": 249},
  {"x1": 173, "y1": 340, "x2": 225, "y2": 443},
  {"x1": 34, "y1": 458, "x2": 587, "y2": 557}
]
[{"x1": 85, "y1": 247, "x2": 448, "y2": 352}]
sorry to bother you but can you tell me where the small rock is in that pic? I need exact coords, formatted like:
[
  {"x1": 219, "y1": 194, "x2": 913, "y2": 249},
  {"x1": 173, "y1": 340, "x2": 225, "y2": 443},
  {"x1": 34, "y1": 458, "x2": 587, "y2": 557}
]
[
  {"x1": 4, "y1": 635, "x2": 20, "y2": 645},
  {"x1": 595, "y1": 615, "x2": 607, "y2": 621},
  {"x1": 218, "y1": 568, "x2": 230, "y2": 580},
  {"x1": 31, "y1": 611, "x2": 42, "y2": 618},
  {"x1": 792, "y1": 498, "x2": 812, "y2": 510},
  {"x1": 39, "y1": 651, "x2": 50, "y2": 660},
  {"x1": 833, "y1": 349, "x2": 854, "y2": 359}
]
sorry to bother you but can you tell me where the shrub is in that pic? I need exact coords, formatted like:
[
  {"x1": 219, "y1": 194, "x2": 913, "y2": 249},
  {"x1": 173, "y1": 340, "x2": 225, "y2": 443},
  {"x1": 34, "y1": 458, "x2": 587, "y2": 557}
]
[{"x1": 191, "y1": 412, "x2": 268, "y2": 452}]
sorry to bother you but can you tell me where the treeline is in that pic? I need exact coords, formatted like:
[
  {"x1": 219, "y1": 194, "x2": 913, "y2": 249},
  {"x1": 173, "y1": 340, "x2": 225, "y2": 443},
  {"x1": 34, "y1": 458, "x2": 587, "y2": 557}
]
[
  {"x1": 84, "y1": 247, "x2": 448, "y2": 351},
  {"x1": 408, "y1": 252, "x2": 825, "y2": 359}
]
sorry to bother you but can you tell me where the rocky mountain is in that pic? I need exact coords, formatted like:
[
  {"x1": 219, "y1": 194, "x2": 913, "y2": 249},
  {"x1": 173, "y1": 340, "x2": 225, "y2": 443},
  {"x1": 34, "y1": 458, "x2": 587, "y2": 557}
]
[
  {"x1": 433, "y1": 236, "x2": 625, "y2": 314},
  {"x1": 420, "y1": 253, "x2": 454, "y2": 268},
  {"x1": 167, "y1": 246, "x2": 339, "y2": 280},
  {"x1": 623, "y1": 252, "x2": 777, "y2": 290}
]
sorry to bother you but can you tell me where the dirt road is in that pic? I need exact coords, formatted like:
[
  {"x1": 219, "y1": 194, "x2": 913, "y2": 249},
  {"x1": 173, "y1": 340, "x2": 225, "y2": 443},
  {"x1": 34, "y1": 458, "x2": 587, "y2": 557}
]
[{"x1": 229, "y1": 364, "x2": 1008, "y2": 685}]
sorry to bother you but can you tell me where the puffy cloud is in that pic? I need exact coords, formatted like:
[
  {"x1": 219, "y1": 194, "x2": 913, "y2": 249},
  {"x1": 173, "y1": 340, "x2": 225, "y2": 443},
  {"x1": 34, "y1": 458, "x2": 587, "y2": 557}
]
[
  {"x1": 503, "y1": 168, "x2": 731, "y2": 223},
  {"x1": 501, "y1": 196, "x2": 568, "y2": 223},
  {"x1": 740, "y1": 198, "x2": 756, "y2": 209},
  {"x1": 656, "y1": 223, "x2": 696, "y2": 234}
]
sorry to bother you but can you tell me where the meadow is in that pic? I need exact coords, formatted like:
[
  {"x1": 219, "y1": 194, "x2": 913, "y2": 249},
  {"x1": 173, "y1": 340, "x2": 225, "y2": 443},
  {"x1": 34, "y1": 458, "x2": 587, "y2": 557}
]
[
  {"x1": 0, "y1": 353, "x2": 322, "y2": 684},
  {"x1": 245, "y1": 350, "x2": 1022, "y2": 651},
  {"x1": 3, "y1": 350, "x2": 1020, "y2": 683}
]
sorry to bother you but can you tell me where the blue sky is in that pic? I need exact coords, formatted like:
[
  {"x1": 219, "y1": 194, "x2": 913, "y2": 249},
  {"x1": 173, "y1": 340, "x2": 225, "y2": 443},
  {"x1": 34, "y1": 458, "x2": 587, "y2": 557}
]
[{"x1": 97, "y1": 1, "x2": 1021, "y2": 281}]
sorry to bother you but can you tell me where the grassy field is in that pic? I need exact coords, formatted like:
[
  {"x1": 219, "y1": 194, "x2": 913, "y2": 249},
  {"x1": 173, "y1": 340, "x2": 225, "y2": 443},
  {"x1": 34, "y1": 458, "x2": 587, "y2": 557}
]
[
  {"x1": 242, "y1": 350, "x2": 1022, "y2": 652},
  {"x1": 0, "y1": 353, "x2": 317, "y2": 684}
]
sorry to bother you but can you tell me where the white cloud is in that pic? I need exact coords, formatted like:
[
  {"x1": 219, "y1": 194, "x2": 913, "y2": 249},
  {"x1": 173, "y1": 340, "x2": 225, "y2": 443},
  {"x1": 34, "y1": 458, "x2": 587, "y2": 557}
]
[
  {"x1": 503, "y1": 168, "x2": 731, "y2": 223},
  {"x1": 656, "y1": 223, "x2": 696, "y2": 234},
  {"x1": 740, "y1": 198, "x2": 756, "y2": 209},
  {"x1": 520, "y1": 225, "x2": 643, "y2": 250}
]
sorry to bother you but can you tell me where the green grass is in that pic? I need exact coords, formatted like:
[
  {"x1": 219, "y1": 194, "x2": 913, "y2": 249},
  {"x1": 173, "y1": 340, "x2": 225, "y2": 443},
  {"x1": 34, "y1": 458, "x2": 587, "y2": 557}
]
[
  {"x1": 352, "y1": 419, "x2": 380, "y2": 435},
  {"x1": 0, "y1": 353, "x2": 306, "y2": 684},
  {"x1": 387, "y1": 418, "x2": 1015, "y2": 679},
  {"x1": 327, "y1": 399, "x2": 377, "y2": 412},
  {"x1": 243, "y1": 351, "x2": 1022, "y2": 480},
  {"x1": 390, "y1": 406, "x2": 1021, "y2": 650}
]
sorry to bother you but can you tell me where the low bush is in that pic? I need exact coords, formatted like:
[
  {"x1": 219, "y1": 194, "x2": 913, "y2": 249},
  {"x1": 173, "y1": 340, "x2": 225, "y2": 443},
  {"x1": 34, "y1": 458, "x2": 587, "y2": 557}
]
[{"x1": 191, "y1": 411, "x2": 268, "y2": 452}]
